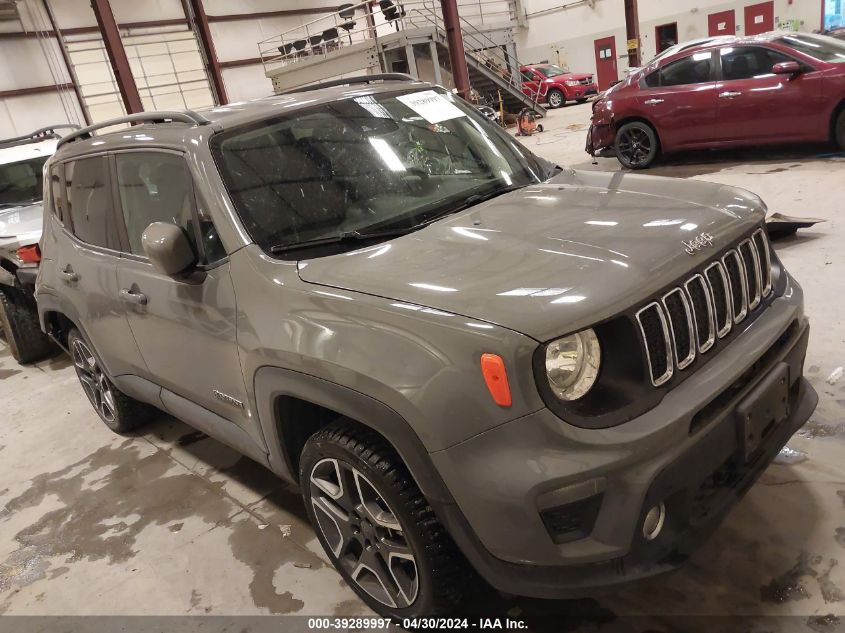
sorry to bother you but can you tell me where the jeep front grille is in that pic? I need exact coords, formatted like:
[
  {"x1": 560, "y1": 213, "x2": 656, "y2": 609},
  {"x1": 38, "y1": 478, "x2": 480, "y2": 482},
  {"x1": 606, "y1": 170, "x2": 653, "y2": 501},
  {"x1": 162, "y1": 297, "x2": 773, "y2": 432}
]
[{"x1": 636, "y1": 228, "x2": 772, "y2": 387}]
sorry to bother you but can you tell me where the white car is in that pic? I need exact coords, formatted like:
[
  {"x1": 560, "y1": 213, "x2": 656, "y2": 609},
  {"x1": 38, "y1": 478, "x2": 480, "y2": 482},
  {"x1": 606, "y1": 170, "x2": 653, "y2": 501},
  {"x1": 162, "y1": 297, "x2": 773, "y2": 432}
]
[{"x1": 0, "y1": 125, "x2": 77, "y2": 363}]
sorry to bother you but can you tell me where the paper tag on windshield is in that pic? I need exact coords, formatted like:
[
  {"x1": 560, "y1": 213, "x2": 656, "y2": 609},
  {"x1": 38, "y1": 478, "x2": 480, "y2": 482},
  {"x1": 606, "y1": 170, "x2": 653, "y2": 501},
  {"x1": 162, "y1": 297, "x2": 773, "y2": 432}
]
[{"x1": 396, "y1": 90, "x2": 466, "y2": 124}]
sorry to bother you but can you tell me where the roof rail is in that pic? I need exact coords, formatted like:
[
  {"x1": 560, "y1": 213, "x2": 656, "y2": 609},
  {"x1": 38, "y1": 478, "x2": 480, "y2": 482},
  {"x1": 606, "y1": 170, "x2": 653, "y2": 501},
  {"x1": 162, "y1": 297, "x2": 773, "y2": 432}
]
[
  {"x1": 277, "y1": 73, "x2": 419, "y2": 96},
  {"x1": 0, "y1": 124, "x2": 81, "y2": 150},
  {"x1": 57, "y1": 110, "x2": 211, "y2": 149}
]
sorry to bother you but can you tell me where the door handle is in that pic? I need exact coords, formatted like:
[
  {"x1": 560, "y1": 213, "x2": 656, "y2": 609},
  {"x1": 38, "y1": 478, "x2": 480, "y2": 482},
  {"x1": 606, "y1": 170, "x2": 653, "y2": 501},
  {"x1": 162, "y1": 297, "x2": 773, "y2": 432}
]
[
  {"x1": 59, "y1": 268, "x2": 78, "y2": 283},
  {"x1": 119, "y1": 289, "x2": 148, "y2": 306},
  {"x1": 719, "y1": 91, "x2": 742, "y2": 99},
  {"x1": 644, "y1": 98, "x2": 664, "y2": 105}
]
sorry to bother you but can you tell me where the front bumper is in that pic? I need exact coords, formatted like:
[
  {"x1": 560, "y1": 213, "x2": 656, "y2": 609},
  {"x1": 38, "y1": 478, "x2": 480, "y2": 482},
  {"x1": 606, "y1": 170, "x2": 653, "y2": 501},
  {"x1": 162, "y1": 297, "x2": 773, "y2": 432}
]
[
  {"x1": 430, "y1": 278, "x2": 816, "y2": 598},
  {"x1": 585, "y1": 120, "x2": 615, "y2": 156}
]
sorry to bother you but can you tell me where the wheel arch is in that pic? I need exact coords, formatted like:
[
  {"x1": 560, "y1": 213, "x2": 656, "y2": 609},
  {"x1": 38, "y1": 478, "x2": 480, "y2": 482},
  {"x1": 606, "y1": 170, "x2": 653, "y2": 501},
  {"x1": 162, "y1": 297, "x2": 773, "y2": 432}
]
[
  {"x1": 253, "y1": 365, "x2": 454, "y2": 507},
  {"x1": 829, "y1": 97, "x2": 845, "y2": 143}
]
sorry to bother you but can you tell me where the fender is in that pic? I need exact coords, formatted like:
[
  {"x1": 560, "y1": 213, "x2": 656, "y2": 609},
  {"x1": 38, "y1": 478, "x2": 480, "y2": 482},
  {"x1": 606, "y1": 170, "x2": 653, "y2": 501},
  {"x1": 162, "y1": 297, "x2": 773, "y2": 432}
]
[{"x1": 253, "y1": 365, "x2": 455, "y2": 506}]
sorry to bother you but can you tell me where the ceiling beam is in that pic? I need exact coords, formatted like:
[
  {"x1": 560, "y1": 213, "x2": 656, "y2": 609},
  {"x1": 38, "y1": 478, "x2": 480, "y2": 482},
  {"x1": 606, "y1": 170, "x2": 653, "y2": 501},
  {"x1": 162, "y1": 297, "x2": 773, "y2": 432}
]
[
  {"x1": 205, "y1": 7, "x2": 340, "y2": 22},
  {"x1": 0, "y1": 83, "x2": 74, "y2": 99},
  {"x1": 184, "y1": 0, "x2": 228, "y2": 105},
  {"x1": 90, "y1": 0, "x2": 144, "y2": 114}
]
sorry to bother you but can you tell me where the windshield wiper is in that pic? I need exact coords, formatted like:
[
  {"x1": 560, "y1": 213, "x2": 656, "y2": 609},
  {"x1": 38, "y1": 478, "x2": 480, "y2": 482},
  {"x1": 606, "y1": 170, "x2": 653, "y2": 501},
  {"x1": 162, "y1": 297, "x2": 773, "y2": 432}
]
[
  {"x1": 427, "y1": 183, "x2": 526, "y2": 222},
  {"x1": 269, "y1": 225, "x2": 420, "y2": 255}
]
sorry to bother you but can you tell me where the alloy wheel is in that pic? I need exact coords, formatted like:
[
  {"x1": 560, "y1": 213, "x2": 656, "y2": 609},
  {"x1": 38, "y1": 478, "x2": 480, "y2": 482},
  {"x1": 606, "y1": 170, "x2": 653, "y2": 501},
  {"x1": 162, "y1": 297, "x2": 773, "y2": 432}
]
[
  {"x1": 617, "y1": 126, "x2": 653, "y2": 167},
  {"x1": 310, "y1": 458, "x2": 419, "y2": 609},
  {"x1": 71, "y1": 338, "x2": 116, "y2": 423},
  {"x1": 548, "y1": 91, "x2": 563, "y2": 107}
]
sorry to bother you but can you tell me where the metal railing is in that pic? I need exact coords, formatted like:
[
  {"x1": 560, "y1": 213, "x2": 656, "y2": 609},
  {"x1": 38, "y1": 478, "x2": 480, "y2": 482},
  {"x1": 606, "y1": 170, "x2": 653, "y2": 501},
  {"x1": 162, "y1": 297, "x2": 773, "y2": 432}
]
[{"x1": 257, "y1": 0, "x2": 526, "y2": 99}]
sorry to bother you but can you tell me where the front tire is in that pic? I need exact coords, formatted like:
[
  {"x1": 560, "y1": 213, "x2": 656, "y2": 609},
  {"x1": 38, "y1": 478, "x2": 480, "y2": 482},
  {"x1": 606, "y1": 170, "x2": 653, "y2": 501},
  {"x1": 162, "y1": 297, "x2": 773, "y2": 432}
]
[
  {"x1": 0, "y1": 285, "x2": 54, "y2": 364},
  {"x1": 68, "y1": 328, "x2": 155, "y2": 433},
  {"x1": 615, "y1": 121, "x2": 659, "y2": 169},
  {"x1": 835, "y1": 109, "x2": 845, "y2": 150},
  {"x1": 546, "y1": 88, "x2": 565, "y2": 109},
  {"x1": 300, "y1": 420, "x2": 467, "y2": 619}
]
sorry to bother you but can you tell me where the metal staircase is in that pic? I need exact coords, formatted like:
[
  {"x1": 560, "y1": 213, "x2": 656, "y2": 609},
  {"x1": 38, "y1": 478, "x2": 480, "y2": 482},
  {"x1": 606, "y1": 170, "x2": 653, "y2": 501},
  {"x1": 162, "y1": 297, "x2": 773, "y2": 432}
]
[{"x1": 258, "y1": 1, "x2": 544, "y2": 116}]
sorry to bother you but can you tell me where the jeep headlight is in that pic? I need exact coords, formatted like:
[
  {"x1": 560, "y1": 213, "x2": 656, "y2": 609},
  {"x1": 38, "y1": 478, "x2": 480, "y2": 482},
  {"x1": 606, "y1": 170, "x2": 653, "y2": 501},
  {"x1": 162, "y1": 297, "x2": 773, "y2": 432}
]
[{"x1": 545, "y1": 329, "x2": 601, "y2": 400}]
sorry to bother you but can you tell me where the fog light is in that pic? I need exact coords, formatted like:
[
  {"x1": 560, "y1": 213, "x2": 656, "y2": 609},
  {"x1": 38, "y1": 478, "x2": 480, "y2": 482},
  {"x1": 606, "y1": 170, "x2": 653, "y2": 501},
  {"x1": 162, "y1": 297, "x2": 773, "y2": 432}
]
[{"x1": 642, "y1": 502, "x2": 666, "y2": 541}]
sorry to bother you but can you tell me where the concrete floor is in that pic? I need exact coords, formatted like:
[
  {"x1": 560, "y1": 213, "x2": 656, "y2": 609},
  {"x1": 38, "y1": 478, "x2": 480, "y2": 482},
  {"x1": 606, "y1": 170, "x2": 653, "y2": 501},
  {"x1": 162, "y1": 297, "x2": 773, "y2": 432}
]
[{"x1": 0, "y1": 102, "x2": 844, "y2": 627}]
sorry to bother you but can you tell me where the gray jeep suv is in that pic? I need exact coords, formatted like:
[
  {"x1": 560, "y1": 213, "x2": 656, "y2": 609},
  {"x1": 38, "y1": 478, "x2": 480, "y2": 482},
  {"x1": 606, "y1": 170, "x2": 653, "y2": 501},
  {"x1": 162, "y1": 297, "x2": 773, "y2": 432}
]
[{"x1": 36, "y1": 75, "x2": 817, "y2": 618}]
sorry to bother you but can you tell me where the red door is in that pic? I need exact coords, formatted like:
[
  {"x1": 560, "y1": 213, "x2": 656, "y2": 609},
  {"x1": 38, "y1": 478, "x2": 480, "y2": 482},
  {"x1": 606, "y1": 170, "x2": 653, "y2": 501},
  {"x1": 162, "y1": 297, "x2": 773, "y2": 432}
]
[
  {"x1": 708, "y1": 10, "x2": 736, "y2": 36},
  {"x1": 744, "y1": 1, "x2": 774, "y2": 36},
  {"x1": 594, "y1": 36, "x2": 617, "y2": 90}
]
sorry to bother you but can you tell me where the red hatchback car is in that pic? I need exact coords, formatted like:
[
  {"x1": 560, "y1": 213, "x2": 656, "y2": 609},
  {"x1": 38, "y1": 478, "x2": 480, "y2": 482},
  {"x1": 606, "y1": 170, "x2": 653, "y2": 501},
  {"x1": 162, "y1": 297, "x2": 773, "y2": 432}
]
[
  {"x1": 586, "y1": 32, "x2": 845, "y2": 168},
  {"x1": 520, "y1": 64, "x2": 597, "y2": 108}
]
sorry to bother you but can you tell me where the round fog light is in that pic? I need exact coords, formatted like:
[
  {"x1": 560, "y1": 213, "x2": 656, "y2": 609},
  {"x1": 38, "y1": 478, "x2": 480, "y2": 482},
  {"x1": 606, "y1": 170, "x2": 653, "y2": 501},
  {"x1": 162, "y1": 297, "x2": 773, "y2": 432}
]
[{"x1": 642, "y1": 502, "x2": 666, "y2": 541}]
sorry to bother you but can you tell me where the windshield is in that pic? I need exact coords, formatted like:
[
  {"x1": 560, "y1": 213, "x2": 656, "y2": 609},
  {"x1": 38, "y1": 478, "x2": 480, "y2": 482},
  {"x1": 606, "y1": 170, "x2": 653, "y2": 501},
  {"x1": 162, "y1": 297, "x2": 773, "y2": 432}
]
[
  {"x1": 211, "y1": 88, "x2": 548, "y2": 254},
  {"x1": 777, "y1": 33, "x2": 845, "y2": 63},
  {"x1": 0, "y1": 156, "x2": 48, "y2": 208},
  {"x1": 534, "y1": 65, "x2": 569, "y2": 77}
]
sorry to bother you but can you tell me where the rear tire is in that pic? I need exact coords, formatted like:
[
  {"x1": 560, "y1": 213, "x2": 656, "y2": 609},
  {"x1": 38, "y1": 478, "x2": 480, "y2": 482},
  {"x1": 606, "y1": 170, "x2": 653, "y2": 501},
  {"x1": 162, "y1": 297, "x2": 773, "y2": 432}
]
[
  {"x1": 615, "y1": 121, "x2": 659, "y2": 169},
  {"x1": 835, "y1": 109, "x2": 845, "y2": 150},
  {"x1": 68, "y1": 328, "x2": 155, "y2": 433},
  {"x1": 0, "y1": 285, "x2": 54, "y2": 364},
  {"x1": 547, "y1": 88, "x2": 565, "y2": 109},
  {"x1": 300, "y1": 420, "x2": 468, "y2": 619},
  {"x1": 576, "y1": 97, "x2": 588, "y2": 104}
]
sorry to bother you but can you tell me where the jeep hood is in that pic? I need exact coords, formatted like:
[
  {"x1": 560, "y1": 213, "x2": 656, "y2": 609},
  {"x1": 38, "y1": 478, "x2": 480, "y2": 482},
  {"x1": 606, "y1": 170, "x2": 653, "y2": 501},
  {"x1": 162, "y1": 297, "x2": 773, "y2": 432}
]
[
  {"x1": 297, "y1": 170, "x2": 766, "y2": 341},
  {"x1": 0, "y1": 202, "x2": 43, "y2": 242}
]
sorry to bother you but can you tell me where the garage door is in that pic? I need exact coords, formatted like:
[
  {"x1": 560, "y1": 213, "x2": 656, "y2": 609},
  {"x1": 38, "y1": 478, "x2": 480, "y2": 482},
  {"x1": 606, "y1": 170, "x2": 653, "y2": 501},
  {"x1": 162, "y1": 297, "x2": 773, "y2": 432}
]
[{"x1": 744, "y1": 1, "x2": 774, "y2": 36}]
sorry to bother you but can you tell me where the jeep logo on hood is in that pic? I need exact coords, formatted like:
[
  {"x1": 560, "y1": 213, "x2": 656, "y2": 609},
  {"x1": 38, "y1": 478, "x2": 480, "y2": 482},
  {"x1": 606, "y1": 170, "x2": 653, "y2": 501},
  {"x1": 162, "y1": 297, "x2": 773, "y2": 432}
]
[{"x1": 683, "y1": 232, "x2": 715, "y2": 255}]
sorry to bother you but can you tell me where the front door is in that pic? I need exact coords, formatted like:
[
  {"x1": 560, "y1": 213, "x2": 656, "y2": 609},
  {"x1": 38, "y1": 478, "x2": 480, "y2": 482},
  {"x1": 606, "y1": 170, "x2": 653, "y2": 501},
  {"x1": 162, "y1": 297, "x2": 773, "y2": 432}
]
[
  {"x1": 714, "y1": 45, "x2": 825, "y2": 143},
  {"x1": 55, "y1": 156, "x2": 146, "y2": 378},
  {"x1": 744, "y1": 1, "x2": 774, "y2": 36},
  {"x1": 637, "y1": 50, "x2": 719, "y2": 149},
  {"x1": 594, "y1": 36, "x2": 618, "y2": 90},
  {"x1": 708, "y1": 10, "x2": 736, "y2": 36},
  {"x1": 110, "y1": 150, "x2": 256, "y2": 442}
]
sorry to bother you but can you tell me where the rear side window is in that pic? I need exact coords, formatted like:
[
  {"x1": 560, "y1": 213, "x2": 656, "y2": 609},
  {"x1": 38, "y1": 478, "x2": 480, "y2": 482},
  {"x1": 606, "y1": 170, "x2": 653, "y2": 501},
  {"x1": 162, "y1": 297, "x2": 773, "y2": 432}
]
[
  {"x1": 652, "y1": 51, "x2": 714, "y2": 87},
  {"x1": 66, "y1": 157, "x2": 120, "y2": 250},
  {"x1": 720, "y1": 46, "x2": 794, "y2": 80},
  {"x1": 115, "y1": 152, "x2": 225, "y2": 263}
]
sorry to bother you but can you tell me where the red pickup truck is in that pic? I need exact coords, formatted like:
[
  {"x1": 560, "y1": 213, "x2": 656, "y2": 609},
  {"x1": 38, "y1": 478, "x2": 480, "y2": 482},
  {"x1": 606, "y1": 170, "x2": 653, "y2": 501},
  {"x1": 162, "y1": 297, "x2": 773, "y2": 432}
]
[{"x1": 520, "y1": 64, "x2": 597, "y2": 108}]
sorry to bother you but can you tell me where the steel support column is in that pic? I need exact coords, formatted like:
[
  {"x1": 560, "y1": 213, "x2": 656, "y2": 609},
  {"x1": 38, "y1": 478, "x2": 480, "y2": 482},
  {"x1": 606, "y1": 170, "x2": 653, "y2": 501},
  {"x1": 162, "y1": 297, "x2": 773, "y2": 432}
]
[
  {"x1": 439, "y1": 0, "x2": 471, "y2": 98},
  {"x1": 184, "y1": 0, "x2": 228, "y2": 105},
  {"x1": 43, "y1": 0, "x2": 92, "y2": 125},
  {"x1": 90, "y1": 0, "x2": 143, "y2": 114},
  {"x1": 624, "y1": 0, "x2": 641, "y2": 68}
]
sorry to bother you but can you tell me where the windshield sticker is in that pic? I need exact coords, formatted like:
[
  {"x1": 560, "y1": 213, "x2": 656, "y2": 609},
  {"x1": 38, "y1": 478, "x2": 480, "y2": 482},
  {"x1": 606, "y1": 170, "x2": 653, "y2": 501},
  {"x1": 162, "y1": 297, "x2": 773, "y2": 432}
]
[{"x1": 396, "y1": 90, "x2": 466, "y2": 124}]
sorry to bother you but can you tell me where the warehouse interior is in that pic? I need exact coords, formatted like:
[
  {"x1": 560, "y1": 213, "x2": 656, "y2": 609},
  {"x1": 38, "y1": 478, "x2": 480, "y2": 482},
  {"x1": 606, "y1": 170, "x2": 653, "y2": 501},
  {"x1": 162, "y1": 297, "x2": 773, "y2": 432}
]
[{"x1": 1, "y1": 0, "x2": 844, "y2": 629}]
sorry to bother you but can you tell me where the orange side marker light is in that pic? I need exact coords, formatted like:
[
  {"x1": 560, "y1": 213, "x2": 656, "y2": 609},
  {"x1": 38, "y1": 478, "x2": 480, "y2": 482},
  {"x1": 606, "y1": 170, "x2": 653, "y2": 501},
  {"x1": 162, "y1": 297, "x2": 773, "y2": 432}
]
[{"x1": 480, "y1": 353, "x2": 512, "y2": 407}]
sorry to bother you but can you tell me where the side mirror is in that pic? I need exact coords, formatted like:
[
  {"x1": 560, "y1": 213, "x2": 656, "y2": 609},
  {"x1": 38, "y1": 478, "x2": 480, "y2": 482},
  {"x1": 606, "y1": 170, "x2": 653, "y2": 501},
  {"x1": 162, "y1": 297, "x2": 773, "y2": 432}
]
[
  {"x1": 141, "y1": 222, "x2": 197, "y2": 276},
  {"x1": 772, "y1": 61, "x2": 801, "y2": 75}
]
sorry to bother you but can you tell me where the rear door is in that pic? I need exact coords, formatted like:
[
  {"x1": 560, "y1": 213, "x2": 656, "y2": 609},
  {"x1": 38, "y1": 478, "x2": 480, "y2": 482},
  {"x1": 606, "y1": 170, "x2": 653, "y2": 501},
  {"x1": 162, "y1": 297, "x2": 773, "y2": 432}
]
[
  {"x1": 55, "y1": 155, "x2": 146, "y2": 377},
  {"x1": 110, "y1": 150, "x2": 256, "y2": 441},
  {"x1": 714, "y1": 45, "x2": 825, "y2": 142},
  {"x1": 636, "y1": 50, "x2": 719, "y2": 149}
]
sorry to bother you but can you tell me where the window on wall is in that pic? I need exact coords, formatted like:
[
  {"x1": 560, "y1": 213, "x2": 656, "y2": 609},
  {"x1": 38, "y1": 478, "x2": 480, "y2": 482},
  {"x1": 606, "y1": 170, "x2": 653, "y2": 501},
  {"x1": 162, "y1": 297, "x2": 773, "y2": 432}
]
[
  {"x1": 824, "y1": 0, "x2": 845, "y2": 29},
  {"x1": 655, "y1": 23, "x2": 678, "y2": 54},
  {"x1": 64, "y1": 28, "x2": 216, "y2": 124}
]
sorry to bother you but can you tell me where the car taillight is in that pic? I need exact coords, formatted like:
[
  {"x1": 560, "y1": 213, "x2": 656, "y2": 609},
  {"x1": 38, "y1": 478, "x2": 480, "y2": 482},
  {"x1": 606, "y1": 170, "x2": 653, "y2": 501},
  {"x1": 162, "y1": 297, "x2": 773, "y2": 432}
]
[{"x1": 17, "y1": 244, "x2": 41, "y2": 264}]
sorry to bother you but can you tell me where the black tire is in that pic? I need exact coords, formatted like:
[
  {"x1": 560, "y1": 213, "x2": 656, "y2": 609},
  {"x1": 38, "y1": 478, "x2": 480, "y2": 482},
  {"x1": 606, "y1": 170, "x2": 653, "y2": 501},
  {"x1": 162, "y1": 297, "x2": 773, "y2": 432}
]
[
  {"x1": 835, "y1": 108, "x2": 845, "y2": 150},
  {"x1": 67, "y1": 328, "x2": 155, "y2": 433},
  {"x1": 0, "y1": 285, "x2": 54, "y2": 364},
  {"x1": 546, "y1": 88, "x2": 565, "y2": 109},
  {"x1": 615, "y1": 121, "x2": 659, "y2": 169},
  {"x1": 576, "y1": 97, "x2": 588, "y2": 104},
  {"x1": 300, "y1": 420, "x2": 467, "y2": 619}
]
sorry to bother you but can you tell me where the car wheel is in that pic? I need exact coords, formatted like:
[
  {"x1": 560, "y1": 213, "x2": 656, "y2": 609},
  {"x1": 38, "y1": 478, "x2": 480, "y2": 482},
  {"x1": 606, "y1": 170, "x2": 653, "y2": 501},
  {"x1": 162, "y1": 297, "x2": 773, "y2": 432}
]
[
  {"x1": 576, "y1": 98, "x2": 588, "y2": 104},
  {"x1": 615, "y1": 121, "x2": 659, "y2": 169},
  {"x1": 68, "y1": 328, "x2": 155, "y2": 433},
  {"x1": 835, "y1": 109, "x2": 845, "y2": 150},
  {"x1": 547, "y1": 88, "x2": 565, "y2": 109},
  {"x1": 300, "y1": 420, "x2": 467, "y2": 619},
  {"x1": 0, "y1": 286, "x2": 54, "y2": 364}
]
